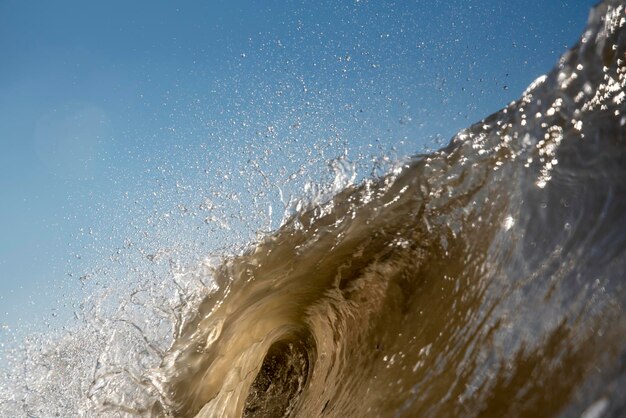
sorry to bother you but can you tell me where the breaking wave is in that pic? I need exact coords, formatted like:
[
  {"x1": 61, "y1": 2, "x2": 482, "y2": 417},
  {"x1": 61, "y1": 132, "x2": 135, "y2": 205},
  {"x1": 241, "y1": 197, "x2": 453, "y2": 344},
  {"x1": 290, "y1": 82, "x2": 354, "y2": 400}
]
[{"x1": 2, "y1": 1, "x2": 626, "y2": 417}]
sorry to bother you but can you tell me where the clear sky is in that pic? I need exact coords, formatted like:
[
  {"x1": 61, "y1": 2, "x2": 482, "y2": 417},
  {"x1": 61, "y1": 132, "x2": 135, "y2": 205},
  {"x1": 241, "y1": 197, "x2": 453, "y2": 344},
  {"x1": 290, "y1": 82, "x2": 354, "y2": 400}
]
[{"x1": 0, "y1": 1, "x2": 597, "y2": 334}]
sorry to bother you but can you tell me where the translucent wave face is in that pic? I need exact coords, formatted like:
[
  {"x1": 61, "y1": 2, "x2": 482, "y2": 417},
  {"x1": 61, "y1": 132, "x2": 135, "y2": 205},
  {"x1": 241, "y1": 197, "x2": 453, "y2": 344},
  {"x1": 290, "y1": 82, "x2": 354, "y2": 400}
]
[
  {"x1": 2, "y1": 1, "x2": 626, "y2": 418},
  {"x1": 135, "y1": 2, "x2": 626, "y2": 416}
]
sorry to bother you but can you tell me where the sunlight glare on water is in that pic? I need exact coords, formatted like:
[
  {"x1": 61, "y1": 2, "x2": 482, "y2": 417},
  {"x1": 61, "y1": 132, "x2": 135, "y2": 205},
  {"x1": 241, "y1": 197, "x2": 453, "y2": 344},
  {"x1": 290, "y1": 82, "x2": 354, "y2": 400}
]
[{"x1": 1, "y1": 1, "x2": 625, "y2": 418}]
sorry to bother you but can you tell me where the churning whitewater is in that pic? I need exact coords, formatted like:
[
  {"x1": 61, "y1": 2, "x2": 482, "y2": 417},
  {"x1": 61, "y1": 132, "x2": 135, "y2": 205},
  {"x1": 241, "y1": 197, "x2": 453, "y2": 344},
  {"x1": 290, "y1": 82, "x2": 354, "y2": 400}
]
[{"x1": 2, "y1": 1, "x2": 626, "y2": 417}]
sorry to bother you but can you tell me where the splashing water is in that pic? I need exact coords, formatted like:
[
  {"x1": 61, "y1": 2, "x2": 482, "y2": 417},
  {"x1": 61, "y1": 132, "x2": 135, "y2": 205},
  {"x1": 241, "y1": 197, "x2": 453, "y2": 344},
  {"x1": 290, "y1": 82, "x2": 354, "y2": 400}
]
[{"x1": 2, "y1": 1, "x2": 626, "y2": 417}]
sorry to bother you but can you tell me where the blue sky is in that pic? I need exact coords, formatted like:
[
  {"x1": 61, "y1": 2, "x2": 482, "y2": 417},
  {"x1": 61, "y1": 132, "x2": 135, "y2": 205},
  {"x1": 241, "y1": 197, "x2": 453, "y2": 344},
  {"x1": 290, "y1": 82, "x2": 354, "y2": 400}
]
[{"x1": 0, "y1": 1, "x2": 596, "y2": 333}]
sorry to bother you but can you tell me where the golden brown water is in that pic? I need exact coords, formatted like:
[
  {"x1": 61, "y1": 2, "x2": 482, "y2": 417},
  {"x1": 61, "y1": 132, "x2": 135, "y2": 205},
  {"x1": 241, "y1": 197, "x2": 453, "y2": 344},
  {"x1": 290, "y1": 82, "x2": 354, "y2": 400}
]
[
  {"x1": 143, "y1": 2, "x2": 626, "y2": 416},
  {"x1": 2, "y1": 2, "x2": 623, "y2": 417}
]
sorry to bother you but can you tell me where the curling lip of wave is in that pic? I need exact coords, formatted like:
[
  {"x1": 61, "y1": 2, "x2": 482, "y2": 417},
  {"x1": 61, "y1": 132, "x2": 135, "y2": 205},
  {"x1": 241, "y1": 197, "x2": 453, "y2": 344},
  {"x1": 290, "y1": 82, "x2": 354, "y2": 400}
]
[
  {"x1": 139, "y1": 1, "x2": 626, "y2": 417},
  {"x1": 2, "y1": 3, "x2": 626, "y2": 418}
]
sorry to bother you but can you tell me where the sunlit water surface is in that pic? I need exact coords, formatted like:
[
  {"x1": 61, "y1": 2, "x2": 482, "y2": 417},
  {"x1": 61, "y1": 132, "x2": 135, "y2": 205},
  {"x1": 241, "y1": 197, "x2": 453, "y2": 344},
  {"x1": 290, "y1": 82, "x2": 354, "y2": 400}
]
[{"x1": 1, "y1": 1, "x2": 626, "y2": 417}]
